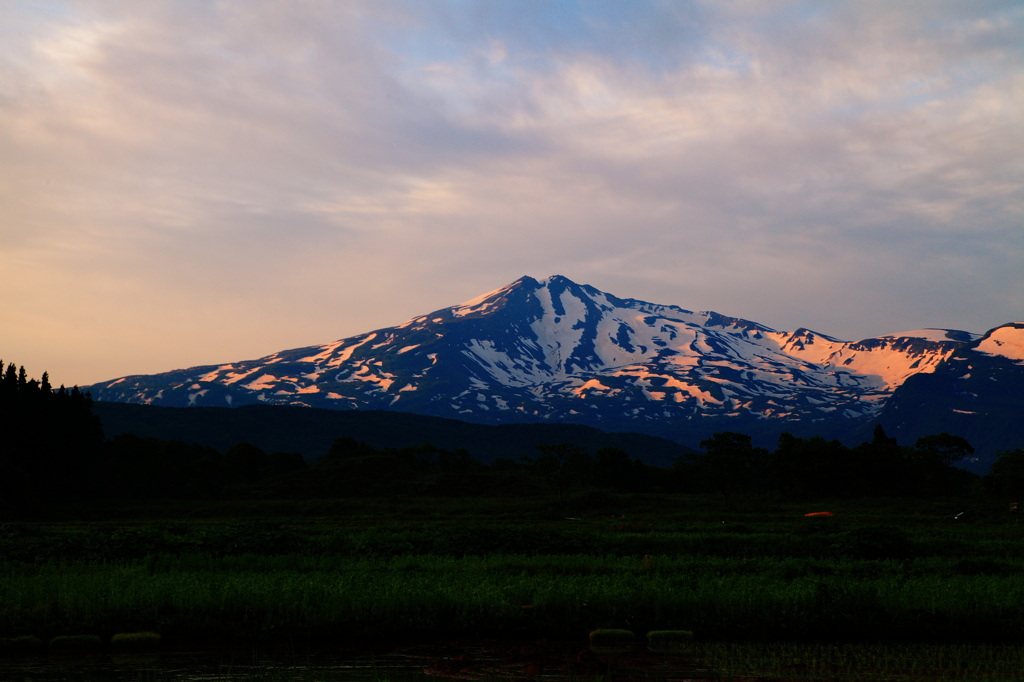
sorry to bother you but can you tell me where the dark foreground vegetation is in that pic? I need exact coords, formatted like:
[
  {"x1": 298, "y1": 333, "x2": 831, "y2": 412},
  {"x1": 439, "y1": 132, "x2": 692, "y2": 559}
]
[
  {"x1": 2, "y1": 360, "x2": 1024, "y2": 656},
  {"x1": 2, "y1": 495, "x2": 1024, "y2": 648}
]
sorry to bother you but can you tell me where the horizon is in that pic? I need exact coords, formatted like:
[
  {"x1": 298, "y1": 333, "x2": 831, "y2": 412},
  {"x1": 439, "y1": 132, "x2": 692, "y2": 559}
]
[
  {"x1": 4, "y1": 2, "x2": 1022, "y2": 387},
  {"x1": 8, "y1": 271, "x2": 1013, "y2": 388},
  {"x1": 72, "y1": 273, "x2": 1024, "y2": 386}
]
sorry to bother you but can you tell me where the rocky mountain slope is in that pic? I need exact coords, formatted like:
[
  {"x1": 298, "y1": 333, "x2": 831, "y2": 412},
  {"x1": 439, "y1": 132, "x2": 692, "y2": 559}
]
[
  {"x1": 876, "y1": 322, "x2": 1024, "y2": 463},
  {"x1": 87, "y1": 275, "x2": 1021, "y2": 454}
]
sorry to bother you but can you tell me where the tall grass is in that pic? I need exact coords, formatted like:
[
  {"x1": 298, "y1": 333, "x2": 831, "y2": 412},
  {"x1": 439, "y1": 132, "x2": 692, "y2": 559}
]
[
  {"x1": 3, "y1": 553, "x2": 1023, "y2": 642},
  {"x1": 2, "y1": 496, "x2": 1021, "y2": 644}
]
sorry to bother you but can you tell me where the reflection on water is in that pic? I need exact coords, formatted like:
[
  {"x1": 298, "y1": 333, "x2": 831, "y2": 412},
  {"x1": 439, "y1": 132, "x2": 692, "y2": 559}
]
[
  {"x1": 0, "y1": 645, "x2": 431, "y2": 682},
  {"x1": 2, "y1": 640, "x2": 1020, "y2": 681},
  {"x1": 0, "y1": 639, "x2": 705, "y2": 682},
  {"x1": 0, "y1": 640, "x2": 721, "y2": 682}
]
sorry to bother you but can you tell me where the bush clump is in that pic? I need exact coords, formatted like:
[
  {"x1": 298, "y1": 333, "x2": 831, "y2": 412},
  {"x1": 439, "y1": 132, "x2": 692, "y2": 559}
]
[
  {"x1": 48, "y1": 635, "x2": 102, "y2": 651},
  {"x1": 0, "y1": 635, "x2": 43, "y2": 653},
  {"x1": 589, "y1": 628, "x2": 635, "y2": 644},
  {"x1": 110, "y1": 631, "x2": 161, "y2": 648}
]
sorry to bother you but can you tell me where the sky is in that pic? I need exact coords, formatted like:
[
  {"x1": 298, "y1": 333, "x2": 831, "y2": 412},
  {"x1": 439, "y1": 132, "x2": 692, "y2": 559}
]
[{"x1": 2, "y1": 0, "x2": 1022, "y2": 387}]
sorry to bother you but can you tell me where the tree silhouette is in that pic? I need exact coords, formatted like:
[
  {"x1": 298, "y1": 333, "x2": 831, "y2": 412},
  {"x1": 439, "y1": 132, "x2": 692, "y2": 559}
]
[
  {"x1": 522, "y1": 443, "x2": 591, "y2": 507},
  {"x1": 0, "y1": 362, "x2": 103, "y2": 508},
  {"x1": 694, "y1": 432, "x2": 770, "y2": 501},
  {"x1": 984, "y1": 449, "x2": 1024, "y2": 498}
]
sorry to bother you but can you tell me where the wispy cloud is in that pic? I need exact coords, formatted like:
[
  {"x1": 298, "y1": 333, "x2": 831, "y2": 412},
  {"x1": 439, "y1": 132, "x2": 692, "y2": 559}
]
[{"x1": 2, "y1": 0, "x2": 1021, "y2": 384}]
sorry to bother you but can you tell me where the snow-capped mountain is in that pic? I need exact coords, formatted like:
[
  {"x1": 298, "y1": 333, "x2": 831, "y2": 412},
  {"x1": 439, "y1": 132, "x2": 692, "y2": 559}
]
[
  {"x1": 88, "y1": 275, "x2": 1001, "y2": 444},
  {"x1": 877, "y1": 322, "x2": 1024, "y2": 464}
]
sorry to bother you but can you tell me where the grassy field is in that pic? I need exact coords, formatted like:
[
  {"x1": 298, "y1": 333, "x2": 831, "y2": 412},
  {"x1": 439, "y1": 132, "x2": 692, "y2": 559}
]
[{"x1": 1, "y1": 494, "x2": 1022, "y2": 647}]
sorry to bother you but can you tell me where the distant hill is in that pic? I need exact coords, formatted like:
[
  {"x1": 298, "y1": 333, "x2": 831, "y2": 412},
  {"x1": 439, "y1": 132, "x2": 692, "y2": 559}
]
[{"x1": 92, "y1": 401, "x2": 695, "y2": 467}]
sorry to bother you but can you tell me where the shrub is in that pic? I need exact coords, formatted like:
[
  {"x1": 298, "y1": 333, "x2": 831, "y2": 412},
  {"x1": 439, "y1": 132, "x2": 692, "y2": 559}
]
[
  {"x1": 0, "y1": 635, "x2": 43, "y2": 653},
  {"x1": 110, "y1": 631, "x2": 161, "y2": 648},
  {"x1": 48, "y1": 635, "x2": 102, "y2": 651},
  {"x1": 589, "y1": 628, "x2": 635, "y2": 644}
]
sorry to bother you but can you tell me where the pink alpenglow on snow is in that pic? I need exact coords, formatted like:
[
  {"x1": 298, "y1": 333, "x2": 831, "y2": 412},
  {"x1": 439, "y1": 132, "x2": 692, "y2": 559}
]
[{"x1": 974, "y1": 325, "x2": 1024, "y2": 363}]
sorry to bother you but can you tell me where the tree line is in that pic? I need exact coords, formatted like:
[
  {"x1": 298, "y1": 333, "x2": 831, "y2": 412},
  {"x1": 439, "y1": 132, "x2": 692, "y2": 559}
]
[
  {"x1": 678, "y1": 428, "x2": 983, "y2": 499},
  {"x1": 0, "y1": 361, "x2": 309, "y2": 507},
  {"x1": 2, "y1": 360, "x2": 1022, "y2": 507},
  {"x1": 0, "y1": 360, "x2": 103, "y2": 505}
]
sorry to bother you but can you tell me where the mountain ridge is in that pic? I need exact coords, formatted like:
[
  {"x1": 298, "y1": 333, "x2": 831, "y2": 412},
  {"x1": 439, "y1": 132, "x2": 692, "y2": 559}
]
[{"x1": 86, "y1": 275, "x2": 1021, "y2": 463}]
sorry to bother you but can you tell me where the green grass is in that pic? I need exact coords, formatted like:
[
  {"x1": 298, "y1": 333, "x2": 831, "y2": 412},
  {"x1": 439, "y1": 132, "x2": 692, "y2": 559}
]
[
  {"x1": 3, "y1": 552, "x2": 1023, "y2": 643},
  {"x1": 0, "y1": 495, "x2": 1021, "y2": 644}
]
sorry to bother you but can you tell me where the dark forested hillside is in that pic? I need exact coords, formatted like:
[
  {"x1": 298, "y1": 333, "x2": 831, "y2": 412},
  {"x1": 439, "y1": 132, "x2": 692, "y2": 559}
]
[{"x1": 91, "y1": 401, "x2": 694, "y2": 467}]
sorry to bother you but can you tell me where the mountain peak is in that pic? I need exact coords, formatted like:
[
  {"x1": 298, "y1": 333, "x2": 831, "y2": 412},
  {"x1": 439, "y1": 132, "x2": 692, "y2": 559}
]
[{"x1": 87, "y1": 277, "x2": 986, "y2": 441}]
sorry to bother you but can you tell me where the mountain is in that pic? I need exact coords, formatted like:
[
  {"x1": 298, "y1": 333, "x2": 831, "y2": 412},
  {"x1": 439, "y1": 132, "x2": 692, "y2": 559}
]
[
  {"x1": 877, "y1": 322, "x2": 1024, "y2": 466},
  {"x1": 87, "y1": 275, "x2": 1020, "y2": 460}
]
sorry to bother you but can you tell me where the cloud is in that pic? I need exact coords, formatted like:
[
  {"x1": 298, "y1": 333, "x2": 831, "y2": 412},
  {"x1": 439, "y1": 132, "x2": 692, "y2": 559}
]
[{"x1": 2, "y1": 0, "x2": 1021, "y2": 384}]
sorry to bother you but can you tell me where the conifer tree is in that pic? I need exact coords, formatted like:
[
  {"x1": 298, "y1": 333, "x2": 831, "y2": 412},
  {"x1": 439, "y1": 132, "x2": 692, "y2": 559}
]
[
  {"x1": 0, "y1": 361, "x2": 103, "y2": 509},
  {"x1": 2, "y1": 362, "x2": 16, "y2": 387}
]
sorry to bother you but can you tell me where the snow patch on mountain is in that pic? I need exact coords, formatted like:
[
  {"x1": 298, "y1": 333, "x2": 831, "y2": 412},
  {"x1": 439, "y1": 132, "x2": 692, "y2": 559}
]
[
  {"x1": 974, "y1": 324, "x2": 1024, "y2": 362},
  {"x1": 450, "y1": 280, "x2": 521, "y2": 318},
  {"x1": 244, "y1": 374, "x2": 279, "y2": 391},
  {"x1": 884, "y1": 329, "x2": 978, "y2": 343},
  {"x1": 325, "y1": 335, "x2": 376, "y2": 366}
]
